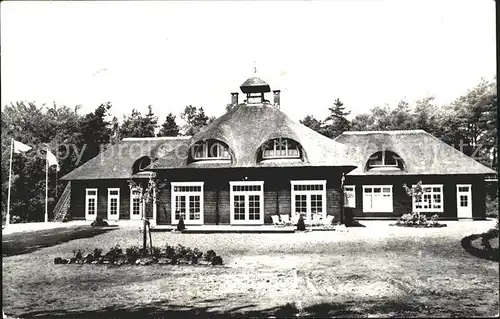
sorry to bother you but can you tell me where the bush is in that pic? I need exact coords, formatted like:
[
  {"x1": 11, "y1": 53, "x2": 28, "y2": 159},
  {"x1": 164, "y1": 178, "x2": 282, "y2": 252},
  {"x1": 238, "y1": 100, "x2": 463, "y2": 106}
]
[
  {"x1": 485, "y1": 194, "x2": 499, "y2": 218},
  {"x1": 296, "y1": 215, "x2": 306, "y2": 231},
  {"x1": 126, "y1": 246, "x2": 140, "y2": 259},
  {"x1": 54, "y1": 243, "x2": 221, "y2": 267},
  {"x1": 394, "y1": 212, "x2": 446, "y2": 228},
  {"x1": 177, "y1": 215, "x2": 185, "y2": 231},
  {"x1": 91, "y1": 216, "x2": 108, "y2": 227},
  {"x1": 92, "y1": 248, "x2": 102, "y2": 259}
]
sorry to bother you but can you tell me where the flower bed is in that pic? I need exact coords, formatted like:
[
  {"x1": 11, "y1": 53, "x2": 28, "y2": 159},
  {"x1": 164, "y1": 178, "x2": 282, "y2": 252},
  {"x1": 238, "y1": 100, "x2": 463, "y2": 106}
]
[
  {"x1": 391, "y1": 212, "x2": 447, "y2": 228},
  {"x1": 53, "y1": 244, "x2": 223, "y2": 266}
]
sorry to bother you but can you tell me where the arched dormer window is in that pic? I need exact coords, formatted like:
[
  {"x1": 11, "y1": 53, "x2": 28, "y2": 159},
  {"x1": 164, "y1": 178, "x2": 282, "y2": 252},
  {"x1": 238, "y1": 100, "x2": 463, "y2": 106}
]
[
  {"x1": 366, "y1": 150, "x2": 405, "y2": 171},
  {"x1": 192, "y1": 140, "x2": 230, "y2": 160},
  {"x1": 132, "y1": 156, "x2": 152, "y2": 175},
  {"x1": 261, "y1": 138, "x2": 301, "y2": 159}
]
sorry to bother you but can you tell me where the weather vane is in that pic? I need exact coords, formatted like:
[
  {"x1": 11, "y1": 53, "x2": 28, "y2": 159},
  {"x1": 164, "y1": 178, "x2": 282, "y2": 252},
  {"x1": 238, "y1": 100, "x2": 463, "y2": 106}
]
[{"x1": 253, "y1": 60, "x2": 257, "y2": 74}]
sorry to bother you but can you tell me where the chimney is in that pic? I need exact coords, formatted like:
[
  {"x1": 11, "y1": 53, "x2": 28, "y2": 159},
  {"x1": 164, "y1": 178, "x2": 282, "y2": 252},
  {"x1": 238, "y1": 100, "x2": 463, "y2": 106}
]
[
  {"x1": 273, "y1": 90, "x2": 281, "y2": 107},
  {"x1": 231, "y1": 92, "x2": 239, "y2": 105}
]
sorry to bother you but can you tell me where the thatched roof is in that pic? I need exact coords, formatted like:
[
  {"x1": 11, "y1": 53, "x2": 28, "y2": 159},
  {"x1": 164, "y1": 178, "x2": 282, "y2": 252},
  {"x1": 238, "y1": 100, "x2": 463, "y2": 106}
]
[
  {"x1": 59, "y1": 137, "x2": 191, "y2": 180},
  {"x1": 150, "y1": 103, "x2": 355, "y2": 170},
  {"x1": 334, "y1": 130, "x2": 496, "y2": 176},
  {"x1": 60, "y1": 104, "x2": 355, "y2": 180}
]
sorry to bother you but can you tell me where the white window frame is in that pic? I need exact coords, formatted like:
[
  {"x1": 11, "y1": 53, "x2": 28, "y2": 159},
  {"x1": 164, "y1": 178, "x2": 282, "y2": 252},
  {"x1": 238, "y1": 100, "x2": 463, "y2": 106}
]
[
  {"x1": 107, "y1": 188, "x2": 120, "y2": 220},
  {"x1": 171, "y1": 182, "x2": 204, "y2": 225},
  {"x1": 230, "y1": 181, "x2": 264, "y2": 225},
  {"x1": 129, "y1": 187, "x2": 143, "y2": 220},
  {"x1": 262, "y1": 139, "x2": 300, "y2": 159},
  {"x1": 413, "y1": 184, "x2": 444, "y2": 213},
  {"x1": 291, "y1": 180, "x2": 327, "y2": 222},
  {"x1": 85, "y1": 188, "x2": 98, "y2": 221},
  {"x1": 193, "y1": 141, "x2": 230, "y2": 160},
  {"x1": 362, "y1": 185, "x2": 393, "y2": 213},
  {"x1": 344, "y1": 185, "x2": 356, "y2": 208}
]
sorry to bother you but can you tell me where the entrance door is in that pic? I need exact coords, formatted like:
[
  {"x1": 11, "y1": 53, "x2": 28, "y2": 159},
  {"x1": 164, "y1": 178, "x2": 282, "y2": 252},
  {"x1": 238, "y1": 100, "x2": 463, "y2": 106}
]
[
  {"x1": 107, "y1": 188, "x2": 120, "y2": 221},
  {"x1": 171, "y1": 182, "x2": 204, "y2": 225},
  {"x1": 291, "y1": 181, "x2": 326, "y2": 224},
  {"x1": 130, "y1": 188, "x2": 143, "y2": 220},
  {"x1": 456, "y1": 184, "x2": 472, "y2": 218},
  {"x1": 230, "y1": 181, "x2": 264, "y2": 225}
]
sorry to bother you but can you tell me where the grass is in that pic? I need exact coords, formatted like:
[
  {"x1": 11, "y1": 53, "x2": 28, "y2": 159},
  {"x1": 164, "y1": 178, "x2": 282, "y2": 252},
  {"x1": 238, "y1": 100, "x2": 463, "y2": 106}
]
[{"x1": 2, "y1": 221, "x2": 499, "y2": 318}]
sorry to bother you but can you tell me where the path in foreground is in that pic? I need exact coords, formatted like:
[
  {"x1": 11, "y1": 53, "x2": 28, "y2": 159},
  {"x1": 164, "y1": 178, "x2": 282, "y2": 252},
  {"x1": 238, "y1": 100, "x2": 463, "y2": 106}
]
[{"x1": 2, "y1": 221, "x2": 499, "y2": 317}]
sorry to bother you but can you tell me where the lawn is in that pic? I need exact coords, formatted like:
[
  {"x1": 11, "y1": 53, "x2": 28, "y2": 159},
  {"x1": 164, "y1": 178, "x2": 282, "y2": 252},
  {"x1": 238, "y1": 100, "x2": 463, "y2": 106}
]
[{"x1": 2, "y1": 221, "x2": 499, "y2": 318}]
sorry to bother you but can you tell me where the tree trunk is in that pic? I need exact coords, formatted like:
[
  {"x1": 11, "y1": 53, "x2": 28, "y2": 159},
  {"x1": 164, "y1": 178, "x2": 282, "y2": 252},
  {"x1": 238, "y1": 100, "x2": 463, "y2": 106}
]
[{"x1": 143, "y1": 218, "x2": 147, "y2": 252}]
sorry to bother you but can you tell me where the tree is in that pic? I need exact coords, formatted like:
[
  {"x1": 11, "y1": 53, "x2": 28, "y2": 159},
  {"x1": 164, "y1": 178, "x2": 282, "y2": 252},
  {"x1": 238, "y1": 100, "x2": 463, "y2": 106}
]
[
  {"x1": 323, "y1": 98, "x2": 351, "y2": 138},
  {"x1": 300, "y1": 115, "x2": 323, "y2": 132},
  {"x1": 388, "y1": 99, "x2": 415, "y2": 130},
  {"x1": 158, "y1": 113, "x2": 180, "y2": 137},
  {"x1": 78, "y1": 102, "x2": 113, "y2": 164},
  {"x1": 119, "y1": 105, "x2": 158, "y2": 138},
  {"x1": 1, "y1": 101, "x2": 84, "y2": 222},
  {"x1": 350, "y1": 114, "x2": 374, "y2": 131},
  {"x1": 180, "y1": 105, "x2": 210, "y2": 136}
]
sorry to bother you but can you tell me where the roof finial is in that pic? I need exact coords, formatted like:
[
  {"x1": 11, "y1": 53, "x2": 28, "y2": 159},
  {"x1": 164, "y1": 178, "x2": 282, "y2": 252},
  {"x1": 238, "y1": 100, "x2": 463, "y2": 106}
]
[{"x1": 253, "y1": 60, "x2": 257, "y2": 75}]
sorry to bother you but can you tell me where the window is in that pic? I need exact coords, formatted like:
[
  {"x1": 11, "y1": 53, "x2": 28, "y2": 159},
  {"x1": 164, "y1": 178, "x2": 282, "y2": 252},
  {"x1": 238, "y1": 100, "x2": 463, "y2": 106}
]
[
  {"x1": 413, "y1": 184, "x2": 443, "y2": 213},
  {"x1": 130, "y1": 187, "x2": 143, "y2": 220},
  {"x1": 192, "y1": 140, "x2": 230, "y2": 160},
  {"x1": 367, "y1": 151, "x2": 404, "y2": 171},
  {"x1": 291, "y1": 180, "x2": 327, "y2": 223},
  {"x1": 107, "y1": 188, "x2": 120, "y2": 220},
  {"x1": 230, "y1": 181, "x2": 264, "y2": 224},
  {"x1": 262, "y1": 138, "x2": 300, "y2": 159},
  {"x1": 171, "y1": 182, "x2": 204, "y2": 224},
  {"x1": 362, "y1": 185, "x2": 393, "y2": 213},
  {"x1": 85, "y1": 188, "x2": 98, "y2": 220},
  {"x1": 344, "y1": 186, "x2": 356, "y2": 208}
]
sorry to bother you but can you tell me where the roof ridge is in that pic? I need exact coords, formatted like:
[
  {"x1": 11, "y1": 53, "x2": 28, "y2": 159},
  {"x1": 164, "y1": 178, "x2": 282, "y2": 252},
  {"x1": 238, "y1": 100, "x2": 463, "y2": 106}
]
[
  {"x1": 342, "y1": 129, "x2": 426, "y2": 135},
  {"x1": 122, "y1": 136, "x2": 192, "y2": 141}
]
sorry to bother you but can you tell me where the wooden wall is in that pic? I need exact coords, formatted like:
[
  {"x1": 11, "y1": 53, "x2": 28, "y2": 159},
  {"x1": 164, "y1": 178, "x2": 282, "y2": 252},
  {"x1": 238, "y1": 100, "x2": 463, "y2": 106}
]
[
  {"x1": 156, "y1": 167, "x2": 344, "y2": 225},
  {"x1": 344, "y1": 174, "x2": 487, "y2": 220}
]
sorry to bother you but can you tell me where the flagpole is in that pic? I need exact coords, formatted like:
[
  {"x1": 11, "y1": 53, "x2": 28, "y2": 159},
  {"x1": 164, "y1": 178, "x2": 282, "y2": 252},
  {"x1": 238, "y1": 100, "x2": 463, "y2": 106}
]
[
  {"x1": 6, "y1": 139, "x2": 13, "y2": 227},
  {"x1": 45, "y1": 150, "x2": 49, "y2": 223}
]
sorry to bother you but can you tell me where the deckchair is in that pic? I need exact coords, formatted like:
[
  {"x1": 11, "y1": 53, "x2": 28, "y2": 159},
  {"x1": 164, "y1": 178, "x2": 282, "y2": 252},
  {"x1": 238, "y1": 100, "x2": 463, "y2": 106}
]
[
  {"x1": 271, "y1": 215, "x2": 285, "y2": 227},
  {"x1": 280, "y1": 214, "x2": 292, "y2": 226}
]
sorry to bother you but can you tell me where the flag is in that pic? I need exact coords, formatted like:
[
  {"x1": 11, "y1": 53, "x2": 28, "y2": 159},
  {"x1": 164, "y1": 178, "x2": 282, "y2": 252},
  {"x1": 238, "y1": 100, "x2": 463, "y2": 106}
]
[
  {"x1": 46, "y1": 150, "x2": 60, "y2": 171},
  {"x1": 13, "y1": 140, "x2": 32, "y2": 154}
]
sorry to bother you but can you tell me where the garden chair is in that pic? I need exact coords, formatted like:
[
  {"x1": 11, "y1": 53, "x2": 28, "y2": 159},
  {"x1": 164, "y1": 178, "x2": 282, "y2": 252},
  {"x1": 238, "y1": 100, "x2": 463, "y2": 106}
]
[
  {"x1": 322, "y1": 215, "x2": 334, "y2": 228},
  {"x1": 271, "y1": 215, "x2": 285, "y2": 227},
  {"x1": 280, "y1": 214, "x2": 292, "y2": 226},
  {"x1": 311, "y1": 214, "x2": 322, "y2": 227},
  {"x1": 291, "y1": 214, "x2": 301, "y2": 226}
]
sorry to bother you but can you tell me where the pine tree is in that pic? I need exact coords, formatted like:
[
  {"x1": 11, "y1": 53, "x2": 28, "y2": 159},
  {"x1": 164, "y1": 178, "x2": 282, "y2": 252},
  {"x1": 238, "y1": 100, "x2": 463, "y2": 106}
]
[
  {"x1": 158, "y1": 113, "x2": 180, "y2": 137},
  {"x1": 324, "y1": 98, "x2": 351, "y2": 138}
]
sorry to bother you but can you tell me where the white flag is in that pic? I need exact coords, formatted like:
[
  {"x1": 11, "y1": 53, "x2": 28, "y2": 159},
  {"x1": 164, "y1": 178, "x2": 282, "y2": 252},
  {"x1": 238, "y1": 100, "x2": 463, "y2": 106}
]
[
  {"x1": 46, "y1": 150, "x2": 60, "y2": 171},
  {"x1": 13, "y1": 140, "x2": 32, "y2": 154}
]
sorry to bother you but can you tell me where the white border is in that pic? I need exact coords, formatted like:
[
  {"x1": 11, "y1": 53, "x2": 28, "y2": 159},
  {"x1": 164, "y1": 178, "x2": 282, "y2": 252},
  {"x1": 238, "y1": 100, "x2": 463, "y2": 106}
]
[
  {"x1": 107, "y1": 188, "x2": 120, "y2": 221},
  {"x1": 230, "y1": 181, "x2": 264, "y2": 225},
  {"x1": 130, "y1": 187, "x2": 143, "y2": 220},
  {"x1": 344, "y1": 185, "x2": 356, "y2": 208},
  {"x1": 171, "y1": 182, "x2": 204, "y2": 225},
  {"x1": 85, "y1": 188, "x2": 98, "y2": 221},
  {"x1": 290, "y1": 180, "x2": 327, "y2": 221},
  {"x1": 412, "y1": 184, "x2": 444, "y2": 213},
  {"x1": 456, "y1": 184, "x2": 472, "y2": 218},
  {"x1": 362, "y1": 185, "x2": 393, "y2": 213}
]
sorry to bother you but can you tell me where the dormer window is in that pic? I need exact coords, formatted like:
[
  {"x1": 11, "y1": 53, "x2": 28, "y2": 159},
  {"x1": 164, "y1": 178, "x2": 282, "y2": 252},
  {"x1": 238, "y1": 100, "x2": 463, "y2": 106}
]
[
  {"x1": 367, "y1": 151, "x2": 404, "y2": 171},
  {"x1": 192, "y1": 140, "x2": 230, "y2": 160},
  {"x1": 262, "y1": 138, "x2": 300, "y2": 159}
]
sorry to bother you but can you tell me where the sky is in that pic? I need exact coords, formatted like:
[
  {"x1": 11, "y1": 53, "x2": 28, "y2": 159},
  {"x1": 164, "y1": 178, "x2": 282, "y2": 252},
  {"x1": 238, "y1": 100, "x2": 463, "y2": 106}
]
[{"x1": 1, "y1": 0, "x2": 496, "y2": 124}]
